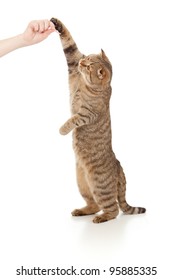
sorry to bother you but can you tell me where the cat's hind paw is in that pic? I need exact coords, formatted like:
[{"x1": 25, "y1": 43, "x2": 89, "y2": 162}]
[
  {"x1": 93, "y1": 215, "x2": 109, "y2": 223},
  {"x1": 71, "y1": 209, "x2": 85, "y2": 216},
  {"x1": 93, "y1": 211, "x2": 118, "y2": 223},
  {"x1": 72, "y1": 205, "x2": 100, "y2": 216}
]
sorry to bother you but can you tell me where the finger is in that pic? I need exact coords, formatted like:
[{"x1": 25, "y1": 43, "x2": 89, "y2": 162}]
[
  {"x1": 37, "y1": 20, "x2": 45, "y2": 33},
  {"x1": 29, "y1": 21, "x2": 39, "y2": 32},
  {"x1": 39, "y1": 28, "x2": 55, "y2": 39},
  {"x1": 49, "y1": 21, "x2": 55, "y2": 30},
  {"x1": 44, "y1": 19, "x2": 50, "y2": 31},
  {"x1": 43, "y1": 20, "x2": 55, "y2": 31}
]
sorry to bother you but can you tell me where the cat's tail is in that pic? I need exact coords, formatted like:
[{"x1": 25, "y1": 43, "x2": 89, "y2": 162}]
[
  {"x1": 117, "y1": 182, "x2": 146, "y2": 214},
  {"x1": 117, "y1": 160, "x2": 146, "y2": 215},
  {"x1": 117, "y1": 163, "x2": 146, "y2": 215}
]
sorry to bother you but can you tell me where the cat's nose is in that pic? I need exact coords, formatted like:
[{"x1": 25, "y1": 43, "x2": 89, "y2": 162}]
[{"x1": 79, "y1": 59, "x2": 86, "y2": 66}]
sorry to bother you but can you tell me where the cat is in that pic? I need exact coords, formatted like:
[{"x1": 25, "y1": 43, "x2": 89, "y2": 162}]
[{"x1": 50, "y1": 17, "x2": 146, "y2": 223}]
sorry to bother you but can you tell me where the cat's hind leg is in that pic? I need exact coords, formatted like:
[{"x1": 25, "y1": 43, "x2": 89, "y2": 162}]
[
  {"x1": 71, "y1": 164, "x2": 100, "y2": 216},
  {"x1": 92, "y1": 195, "x2": 119, "y2": 223},
  {"x1": 89, "y1": 175, "x2": 119, "y2": 223}
]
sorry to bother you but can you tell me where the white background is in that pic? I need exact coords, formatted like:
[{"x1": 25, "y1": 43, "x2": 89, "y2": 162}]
[{"x1": 0, "y1": 0, "x2": 173, "y2": 279}]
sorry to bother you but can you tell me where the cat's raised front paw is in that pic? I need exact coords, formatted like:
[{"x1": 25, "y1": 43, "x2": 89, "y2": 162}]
[{"x1": 50, "y1": 18, "x2": 63, "y2": 33}]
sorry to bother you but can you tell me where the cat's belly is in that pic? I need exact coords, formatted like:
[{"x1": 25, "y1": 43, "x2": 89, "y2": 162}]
[{"x1": 72, "y1": 126, "x2": 113, "y2": 166}]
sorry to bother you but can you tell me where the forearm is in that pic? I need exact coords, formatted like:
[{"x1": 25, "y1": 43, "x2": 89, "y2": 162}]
[
  {"x1": 0, "y1": 34, "x2": 27, "y2": 57},
  {"x1": 0, "y1": 19, "x2": 55, "y2": 58}
]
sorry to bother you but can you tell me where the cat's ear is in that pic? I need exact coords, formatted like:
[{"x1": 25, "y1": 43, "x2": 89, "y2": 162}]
[
  {"x1": 97, "y1": 68, "x2": 105, "y2": 80},
  {"x1": 101, "y1": 49, "x2": 110, "y2": 63}
]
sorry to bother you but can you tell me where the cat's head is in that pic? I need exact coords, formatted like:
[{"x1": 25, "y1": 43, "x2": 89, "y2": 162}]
[{"x1": 78, "y1": 50, "x2": 112, "y2": 89}]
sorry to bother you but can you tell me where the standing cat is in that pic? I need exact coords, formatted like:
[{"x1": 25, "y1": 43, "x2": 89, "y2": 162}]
[{"x1": 51, "y1": 17, "x2": 146, "y2": 223}]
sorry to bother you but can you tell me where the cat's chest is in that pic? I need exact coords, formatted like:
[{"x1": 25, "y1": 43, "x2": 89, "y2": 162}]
[
  {"x1": 69, "y1": 73, "x2": 84, "y2": 114},
  {"x1": 70, "y1": 89, "x2": 82, "y2": 114}
]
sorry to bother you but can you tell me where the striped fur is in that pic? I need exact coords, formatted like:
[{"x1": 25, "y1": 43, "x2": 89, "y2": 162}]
[{"x1": 51, "y1": 18, "x2": 146, "y2": 223}]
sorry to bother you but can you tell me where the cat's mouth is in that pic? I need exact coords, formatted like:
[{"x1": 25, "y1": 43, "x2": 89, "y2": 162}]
[
  {"x1": 78, "y1": 59, "x2": 86, "y2": 72},
  {"x1": 79, "y1": 59, "x2": 87, "y2": 67},
  {"x1": 79, "y1": 59, "x2": 93, "y2": 72}
]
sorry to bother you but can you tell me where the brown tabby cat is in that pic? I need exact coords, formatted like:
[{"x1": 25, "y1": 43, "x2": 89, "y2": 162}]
[{"x1": 51, "y1": 17, "x2": 146, "y2": 223}]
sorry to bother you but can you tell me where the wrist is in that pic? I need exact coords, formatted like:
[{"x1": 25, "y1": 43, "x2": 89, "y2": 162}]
[{"x1": 16, "y1": 33, "x2": 29, "y2": 48}]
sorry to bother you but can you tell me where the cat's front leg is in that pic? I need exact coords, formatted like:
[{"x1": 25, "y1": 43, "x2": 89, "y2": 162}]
[
  {"x1": 59, "y1": 113, "x2": 89, "y2": 135},
  {"x1": 59, "y1": 118, "x2": 76, "y2": 135},
  {"x1": 50, "y1": 17, "x2": 83, "y2": 70},
  {"x1": 50, "y1": 18, "x2": 63, "y2": 34}
]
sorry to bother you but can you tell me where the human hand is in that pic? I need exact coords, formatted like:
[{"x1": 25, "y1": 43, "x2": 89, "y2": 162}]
[{"x1": 22, "y1": 19, "x2": 55, "y2": 46}]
